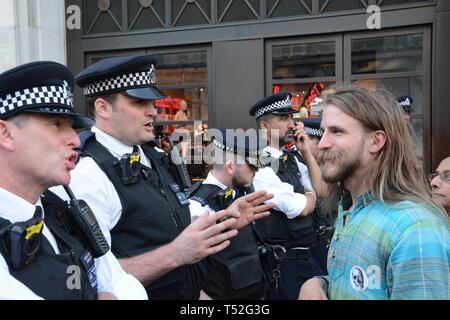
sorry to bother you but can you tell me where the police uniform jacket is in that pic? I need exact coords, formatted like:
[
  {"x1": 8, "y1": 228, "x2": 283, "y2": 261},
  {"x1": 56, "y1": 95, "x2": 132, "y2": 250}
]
[
  {"x1": 189, "y1": 172, "x2": 266, "y2": 300},
  {"x1": 0, "y1": 187, "x2": 146, "y2": 299},
  {"x1": 252, "y1": 146, "x2": 316, "y2": 249},
  {"x1": 55, "y1": 126, "x2": 199, "y2": 300}
]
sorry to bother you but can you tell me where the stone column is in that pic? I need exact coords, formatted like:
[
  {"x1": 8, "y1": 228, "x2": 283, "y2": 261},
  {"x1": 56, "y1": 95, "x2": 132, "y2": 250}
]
[{"x1": 0, "y1": 0, "x2": 67, "y2": 72}]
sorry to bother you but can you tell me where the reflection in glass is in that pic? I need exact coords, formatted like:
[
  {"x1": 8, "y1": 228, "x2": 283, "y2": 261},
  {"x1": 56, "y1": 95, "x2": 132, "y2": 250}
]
[
  {"x1": 272, "y1": 42, "x2": 335, "y2": 79},
  {"x1": 352, "y1": 77, "x2": 422, "y2": 114},
  {"x1": 154, "y1": 51, "x2": 207, "y2": 85},
  {"x1": 352, "y1": 77, "x2": 423, "y2": 159},
  {"x1": 351, "y1": 34, "x2": 423, "y2": 74},
  {"x1": 272, "y1": 82, "x2": 334, "y2": 117}
]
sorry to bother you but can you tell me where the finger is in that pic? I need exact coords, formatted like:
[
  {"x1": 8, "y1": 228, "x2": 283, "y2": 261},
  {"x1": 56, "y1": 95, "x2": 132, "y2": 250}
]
[
  {"x1": 250, "y1": 211, "x2": 271, "y2": 222},
  {"x1": 202, "y1": 216, "x2": 237, "y2": 239},
  {"x1": 235, "y1": 190, "x2": 267, "y2": 203},
  {"x1": 204, "y1": 229, "x2": 238, "y2": 248},
  {"x1": 194, "y1": 210, "x2": 225, "y2": 230},
  {"x1": 238, "y1": 190, "x2": 267, "y2": 203},
  {"x1": 203, "y1": 240, "x2": 231, "y2": 256},
  {"x1": 224, "y1": 208, "x2": 240, "y2": 219},
  {"x1": 251, "y1": 193, "x2": 275, "y2": 206},
  {"x1": 252, "y1": 202, "x2": 276, "y2": 213}
]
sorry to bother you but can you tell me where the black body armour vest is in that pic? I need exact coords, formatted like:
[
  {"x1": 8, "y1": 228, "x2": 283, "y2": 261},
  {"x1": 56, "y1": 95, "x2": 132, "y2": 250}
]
[
  {"x1": 254, "y1": 151, "x2": 315, "y2": 249},
  {"x1": 190, "y1": 184, "x2": 266, "y2": 300},
  {"x1": 79, "y1": 132, "x2": 199, "y2": 300},
  {"x1": 0, "y1": 191, "x2": 98, "y2": 300}
]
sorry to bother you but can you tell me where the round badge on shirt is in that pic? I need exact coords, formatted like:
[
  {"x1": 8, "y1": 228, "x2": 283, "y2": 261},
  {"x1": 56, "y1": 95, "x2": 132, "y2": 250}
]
[{"x1": 350, "y1": 266, "x2": 368, "y2": 292}]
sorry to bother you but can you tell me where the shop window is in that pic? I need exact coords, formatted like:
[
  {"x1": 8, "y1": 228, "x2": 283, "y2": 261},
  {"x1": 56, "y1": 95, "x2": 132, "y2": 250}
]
[
  {"x1": 272, "y1": 82, "x2": 335, "y2": 118},
  {"x1": 269, "y1": 38, "x2": 338, "y2": 119},
  {"x1": 152, "y1": 50, "x2": 209, "y2": 181},
  {"x1": 351, "y1": 34, "x2": 423, "y2": 75},
  {"x1": 350, "y1": 33, "x2": 426, "y2": 161},
  {"x1": 273, "y1": 42, "x2": 336, "y2": 79}
]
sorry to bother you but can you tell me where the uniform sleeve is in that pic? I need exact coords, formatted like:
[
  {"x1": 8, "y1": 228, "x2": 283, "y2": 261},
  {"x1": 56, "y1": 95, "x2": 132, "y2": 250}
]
[
  {"x1": 387, "y1": 219, "x2": 450, "y2": 300},
  {"x1": 95, "y1": 251, "x2": 148, "y2": 300},
  {"x1": 0, "y1": 254, "x2": 44, "y2": 300},
  {"x1": 252, "y1": 167, "x2": 308, "y2": 219},
  {"x1": 67, "y1": 157, "x2": 123, "y2": 246},
  {"x1": 188, "y1": 199, "x2": 215, "y2": 220},
  {"x1": 297, "y1": 161, "x2": 314, "y2": 193}
]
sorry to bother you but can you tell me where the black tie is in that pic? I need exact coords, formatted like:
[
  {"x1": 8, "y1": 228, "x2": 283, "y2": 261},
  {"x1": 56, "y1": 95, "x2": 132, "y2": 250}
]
[{"x1": 33, "y1": 206, "x2": 43, "y2": 220}]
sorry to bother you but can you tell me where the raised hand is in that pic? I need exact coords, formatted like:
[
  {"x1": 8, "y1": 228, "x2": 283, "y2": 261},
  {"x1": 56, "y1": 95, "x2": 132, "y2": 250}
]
[
  {"x1": 171, "y1": 210, "x2": 239, "y2": 266},
  {"x1": 224, "y1": 190, "x2": 275, "y2": 230}
]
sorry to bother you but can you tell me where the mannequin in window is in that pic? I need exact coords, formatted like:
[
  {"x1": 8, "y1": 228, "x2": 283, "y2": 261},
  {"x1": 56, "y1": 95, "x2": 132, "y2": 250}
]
[{"x1": 173, "y1": 100, "x2": 191, "y2": 158}]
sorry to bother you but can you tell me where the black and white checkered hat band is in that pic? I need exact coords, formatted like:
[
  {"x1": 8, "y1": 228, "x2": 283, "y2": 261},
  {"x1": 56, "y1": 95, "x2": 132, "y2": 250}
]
[
  {"x1": 213, "y1": 139, "x2": 259, "y2": 157},
  {"x1": 304, "y1": 127, "x2": 323, "y2": 137},
  {"x1": 0, "y1": 84, "x2": 74, "y2": 117},
  {"x1": 84, "y1": 70, "x2": 155, "y2": 96},
  {"x1": 255, "y1": 98, "x2": 292, "y2": 118}
]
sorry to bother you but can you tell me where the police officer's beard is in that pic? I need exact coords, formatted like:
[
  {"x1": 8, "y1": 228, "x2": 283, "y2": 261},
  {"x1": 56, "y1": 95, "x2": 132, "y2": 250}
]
[
  {"x1": 318, "y1": 150, "x2": 361, "y2": 184},
  {"x1": 279, "y1": 129, "x2": 295, "y2": 146},
  {"x1": 231, "y1": 174, "x2": 251, "y2": 189}
]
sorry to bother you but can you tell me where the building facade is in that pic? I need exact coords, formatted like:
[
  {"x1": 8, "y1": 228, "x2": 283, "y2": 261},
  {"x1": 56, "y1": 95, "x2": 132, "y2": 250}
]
[
  {"x1": 65, "y1": 0, "x2": 450, "y2": 174},
  {"x1": 0, "y1": 0, "x2": 67, "y2": 72}
]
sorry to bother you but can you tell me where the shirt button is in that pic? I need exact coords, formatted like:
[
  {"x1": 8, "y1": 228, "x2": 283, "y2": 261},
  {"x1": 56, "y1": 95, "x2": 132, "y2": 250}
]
[
  {"x1": 329, "y1": 250, "x2": 336, "y2": 259},
  {"x1": 334, "y1": 234, "x2": 340, "y2": 241}
]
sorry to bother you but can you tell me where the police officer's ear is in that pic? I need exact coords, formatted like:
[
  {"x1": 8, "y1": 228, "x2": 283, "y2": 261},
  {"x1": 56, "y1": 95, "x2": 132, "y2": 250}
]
[
  {"x1": 94, "y1": 97, "x2": 115, "y2": 119},
  {"x1": 0, "y1": 119, "x2": 18, "y2": 152},
  {"x1": 223, "y1": 160, "x2": 235, "y2": 176}
]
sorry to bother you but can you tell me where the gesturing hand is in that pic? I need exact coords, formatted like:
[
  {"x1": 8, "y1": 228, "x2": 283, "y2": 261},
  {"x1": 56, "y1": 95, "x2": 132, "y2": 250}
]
[
  {"x1": 224, "y1": 190, "x2": 275, "y2": 230},
  {"x1": 171, "y1": 210, "x2": 239, "y2": 266}
]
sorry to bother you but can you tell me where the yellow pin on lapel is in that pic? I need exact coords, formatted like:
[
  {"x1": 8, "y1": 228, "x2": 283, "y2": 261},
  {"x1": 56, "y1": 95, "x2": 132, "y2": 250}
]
[
  {"x1": 25, "y1": 220, "x2": 44, "y2": 240},
  {"x1": 283, "y1": 155, "x2": 288, "y2": 162},
  {"x1": 224, "y1": 188, "x2": 233, "y2": 199},
  {"x1": 129, "y1": 154, "x2": 140, "y2": 164}
]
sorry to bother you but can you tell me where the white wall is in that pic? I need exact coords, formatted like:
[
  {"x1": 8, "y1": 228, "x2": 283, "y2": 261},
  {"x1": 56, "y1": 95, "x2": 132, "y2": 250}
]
[{"x1": 0, "y1": 0, "x2": 67, "y2": 73}]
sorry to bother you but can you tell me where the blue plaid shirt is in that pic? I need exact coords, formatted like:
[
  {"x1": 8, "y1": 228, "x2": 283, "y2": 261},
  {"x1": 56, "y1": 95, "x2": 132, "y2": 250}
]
[{"x1": 324, "y1": 192, "x2": 449, "y2": 300}]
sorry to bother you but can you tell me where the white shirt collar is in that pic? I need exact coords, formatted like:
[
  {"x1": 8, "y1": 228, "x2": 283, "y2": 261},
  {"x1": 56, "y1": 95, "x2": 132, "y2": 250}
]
[
  {"x1": 264, "y1": 146, "x2": 283, "y2": 159},
  {"x1": 0, "y1": 187, "x2": 44, "y2": 224},
  {"x1": 91, "y1": 126, "x2": 135, "y2": 159},
  {"x1": 203, "y1": 171, "x2": 229, "y2": 190},
  {"x1": 203, "y1": 171, "x2": 238, "y2": 198},
  {"x1": 91, "y1": 126, "x2": 151, "y2": 167}
]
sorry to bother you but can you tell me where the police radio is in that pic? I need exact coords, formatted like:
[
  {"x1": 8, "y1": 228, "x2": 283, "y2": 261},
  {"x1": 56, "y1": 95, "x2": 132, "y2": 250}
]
[
  {"x1": 166, "y1": 136, "x2": 192, "y2": 192},
  {"x1": 63, "y1": 186, "x2": 110, "y2": 258}
]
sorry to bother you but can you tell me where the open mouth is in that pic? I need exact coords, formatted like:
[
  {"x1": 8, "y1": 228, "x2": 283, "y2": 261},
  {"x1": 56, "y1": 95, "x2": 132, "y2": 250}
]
[
  {"x1": 144, "y1": 121, "x2": 154, "y2": 131},
  {"x1": 65, "y1": 152, "x2": 78, "y2": 170}
]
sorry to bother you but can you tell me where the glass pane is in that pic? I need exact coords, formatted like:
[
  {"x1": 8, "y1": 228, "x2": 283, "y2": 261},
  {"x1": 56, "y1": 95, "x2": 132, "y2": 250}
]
[
  {"x1": 154, "y1": 87, "x2": 208, "y2": 159},
  {"x1": 352, "y1": 77, "x2": 423, "y2": 114},
  {"x1": 272, "y1": 82, "x2": 335, "y2": 117},
  {"x1": 352, "y1": 77, "x2": 424, "y2": 158},
  {"x1": 154, "y1": 51, "x2": 207, "y2": 85},
  {"x1": 351, "y1": 33, "x2": 423, "y2": 75},
  {"x1": 272, "y1": 42, "x2": 335, "y2": 79}
]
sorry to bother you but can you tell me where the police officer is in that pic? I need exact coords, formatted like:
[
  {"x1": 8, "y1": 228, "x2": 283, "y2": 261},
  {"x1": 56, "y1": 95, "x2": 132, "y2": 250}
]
[
  {"x1": 397, "y1": 95, "x2": 413, "y2": 120},
  {"x1": 58, "y1": 55, "x2": 268, "y2": 300},
  {"x1": 249, "y1": 92, "x2": 325, "y2": 300},
  {"x1": 0, "y1": 61, "x2": 146, "y2": 299},
  {"x1": 189, "y1": 128, "x2": 276, "y2": 299}
]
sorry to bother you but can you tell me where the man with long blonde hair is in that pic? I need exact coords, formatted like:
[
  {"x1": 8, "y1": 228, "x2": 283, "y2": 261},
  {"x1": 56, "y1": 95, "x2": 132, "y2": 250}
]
[{"x1": 299, "y1": 85, "x2": 449, "y2": 300}]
